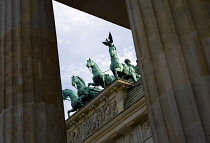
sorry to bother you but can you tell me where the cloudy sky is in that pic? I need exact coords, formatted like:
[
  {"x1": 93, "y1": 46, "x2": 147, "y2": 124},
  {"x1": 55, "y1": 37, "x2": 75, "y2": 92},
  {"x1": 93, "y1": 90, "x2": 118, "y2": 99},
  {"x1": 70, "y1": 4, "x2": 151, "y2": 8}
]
[{"x1": 52, "y1": 1, "x2": 137, "y2": 119}]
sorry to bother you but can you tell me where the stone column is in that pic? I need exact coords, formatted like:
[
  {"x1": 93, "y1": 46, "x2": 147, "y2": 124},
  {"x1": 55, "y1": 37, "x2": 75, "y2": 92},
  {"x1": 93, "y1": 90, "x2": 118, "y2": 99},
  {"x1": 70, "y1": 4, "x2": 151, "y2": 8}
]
[
  {"x1": 0, "y1": 0, "x2": 66, "y2": 142},
  {"x1": 125, "y1": 0, "x2": 210, "y2": 143}
]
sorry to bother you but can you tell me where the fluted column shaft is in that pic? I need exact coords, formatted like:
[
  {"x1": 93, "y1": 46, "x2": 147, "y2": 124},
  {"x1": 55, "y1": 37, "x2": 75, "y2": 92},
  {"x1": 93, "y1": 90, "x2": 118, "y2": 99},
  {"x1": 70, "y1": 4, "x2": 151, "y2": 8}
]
[
  {"x1": 125, "y1": 0, "x2": 210, "y2": 143},
  {"x1": 0, "y1": 0, "x2": 66, "y2": 142}
]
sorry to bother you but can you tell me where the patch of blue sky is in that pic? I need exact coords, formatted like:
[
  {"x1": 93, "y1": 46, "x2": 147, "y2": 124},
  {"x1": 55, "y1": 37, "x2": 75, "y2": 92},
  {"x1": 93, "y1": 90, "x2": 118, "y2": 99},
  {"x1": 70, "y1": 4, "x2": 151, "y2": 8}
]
[{"x1": 53, "y1": 1, "x2": 137, "y2": 119}]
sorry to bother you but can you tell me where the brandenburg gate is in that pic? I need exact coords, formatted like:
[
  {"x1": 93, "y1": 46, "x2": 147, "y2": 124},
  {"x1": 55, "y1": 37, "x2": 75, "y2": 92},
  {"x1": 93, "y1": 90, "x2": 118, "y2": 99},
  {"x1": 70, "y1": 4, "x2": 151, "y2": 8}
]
[{"x1": 0, "y1": 0, "x2": 209, "y2": 142}]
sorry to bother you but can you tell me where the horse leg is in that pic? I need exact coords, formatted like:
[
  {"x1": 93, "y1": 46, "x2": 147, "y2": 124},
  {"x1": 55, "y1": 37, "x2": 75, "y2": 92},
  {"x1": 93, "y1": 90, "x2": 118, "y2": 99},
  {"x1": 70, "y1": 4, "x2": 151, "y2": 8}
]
[
  {"x1": 115, "y1": 67, "x2": 123, "y2": 78},
  {"x1": 79, "y1": 95, "x2": 86, "y2": 104},
  {"x1": 112, "y1": 69, "x2": 118, "y2": 78},
  {"x1": 101, "y1": 76, "x2": 106, "y2": 88},
  {"x1": 67, "y1": 108, "x2": 76, "y2": 117},
  {"x1": 131, "y1": 72, "x2": 137, "y2": 82}
]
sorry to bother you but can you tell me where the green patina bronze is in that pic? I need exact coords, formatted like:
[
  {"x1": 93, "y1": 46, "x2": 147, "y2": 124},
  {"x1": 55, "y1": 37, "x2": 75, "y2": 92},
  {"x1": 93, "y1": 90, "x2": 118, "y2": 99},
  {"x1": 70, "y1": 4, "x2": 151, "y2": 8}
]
[
  {"x1": 63, "y1": 33, "x2": 141, "y2": 117},
  {"x1": 124, "y1": 59, "x2": 141, "y2": 79},
  {"x1": 102, "y1": 32, "x2": 140, "y2": 82},
  {"x1": 62, "y1": 89, "x2": 83, "y2": 117},
  {"x1": 86, "y1": 58, "x2": 116, "y2": 88},
  {"x1": 71, "y1": 76, "x2": 102, "y2": 104},
  {"x1": 134, "y1": 60, "x2": 140, "y2": 75}
]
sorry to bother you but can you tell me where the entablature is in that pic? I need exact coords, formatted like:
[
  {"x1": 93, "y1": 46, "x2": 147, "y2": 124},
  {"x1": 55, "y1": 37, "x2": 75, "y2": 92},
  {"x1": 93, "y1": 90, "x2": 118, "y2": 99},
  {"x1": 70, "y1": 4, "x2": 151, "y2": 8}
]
[
  {"x1": 54, "y1": 0, "x2": 130, "y2": 29},
  {"x1": 66, "y1": 79, "x2": 147, "y2": 143}
]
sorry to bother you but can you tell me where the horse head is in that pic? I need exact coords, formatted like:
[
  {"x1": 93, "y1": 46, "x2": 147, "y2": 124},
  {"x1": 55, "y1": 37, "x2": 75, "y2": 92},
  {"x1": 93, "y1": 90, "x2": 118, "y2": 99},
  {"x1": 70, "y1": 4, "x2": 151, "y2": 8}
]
[
  {"x1": 86, "y1": 58, "x2": 94, "y2": 68},
  {"x1": 62, "y1": 89, "x2": 74, "y2": 100},
  {"x1": 86, "y1": 58, "x2": 103, "y2": 76},
  {"x1": 62, "y1": 89, "x2": 78, "y2": 101},
  {"x1": 71, "y1": 76, "x2": 86, "y2": 88},
  {"x1": 109, "y1": 45, "x2": 117, "y2": 57},
  {"x1": 71, "y1": 76, "x2": 77, "y2": 87},
  {"x1": 62, "y1": 90, "x2": 67, "y2": 100}
]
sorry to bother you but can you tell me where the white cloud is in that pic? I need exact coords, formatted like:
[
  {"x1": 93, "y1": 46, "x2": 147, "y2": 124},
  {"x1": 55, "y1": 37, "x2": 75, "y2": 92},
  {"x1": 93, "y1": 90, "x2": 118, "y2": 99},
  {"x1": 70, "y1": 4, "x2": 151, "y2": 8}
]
[
  {"x1": 119, "y1": 46, "x2": 137, "y2": 65},
  {"x1": 53, "y1": 1, "x2": 137, "y2": 119}
]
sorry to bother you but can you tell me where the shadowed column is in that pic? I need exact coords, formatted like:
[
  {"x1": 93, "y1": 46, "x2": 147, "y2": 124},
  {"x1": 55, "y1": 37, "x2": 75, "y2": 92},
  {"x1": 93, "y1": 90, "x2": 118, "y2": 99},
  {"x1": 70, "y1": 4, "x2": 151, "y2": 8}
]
[
  {"x1": 125, "y1": 0, "x2": 210, "y2": 143},
  {"x1": 0, "y1": 0, "x2": 66, "y2": 142}
]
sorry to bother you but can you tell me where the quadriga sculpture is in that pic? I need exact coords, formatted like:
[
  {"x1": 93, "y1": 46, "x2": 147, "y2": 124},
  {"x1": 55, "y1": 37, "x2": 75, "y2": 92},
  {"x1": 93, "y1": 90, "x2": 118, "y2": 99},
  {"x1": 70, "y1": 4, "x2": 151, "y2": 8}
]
[
  {"x1": 71, "y1": 76, "x2": 102, "y2": 104},
  {"x1": 62, "y1": 89, "x2": 83, "y2": 117},
  {"x1": 86, "y1": 58, "x2": 115, "y2": 88},
  {"x1": 102, "y1": 32, "x2": 139, "y2": 82}
]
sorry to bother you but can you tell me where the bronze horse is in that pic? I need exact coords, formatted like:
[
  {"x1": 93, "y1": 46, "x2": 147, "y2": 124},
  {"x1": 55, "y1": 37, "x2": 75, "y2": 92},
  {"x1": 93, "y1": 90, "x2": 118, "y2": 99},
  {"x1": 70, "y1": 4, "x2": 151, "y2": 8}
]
[{"x1": 103, "y1": 32, "x2": 138, "y2": 82}]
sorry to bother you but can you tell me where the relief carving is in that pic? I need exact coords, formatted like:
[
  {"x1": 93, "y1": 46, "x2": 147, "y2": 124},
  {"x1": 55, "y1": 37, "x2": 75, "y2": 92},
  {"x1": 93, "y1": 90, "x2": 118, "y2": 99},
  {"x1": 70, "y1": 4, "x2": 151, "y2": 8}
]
[
  {"x1": 67, "y1": 98, "x2": 118, "y2": 142},
  {"x1": 128, "y1": 133, "x2": 134, "y2": 143},
  {"x1": 142, "y1": 120, "x2": 152, "y2": 138},
  {"x1": 114, "y1": 120, "x2": 153, "y2": 143}
]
